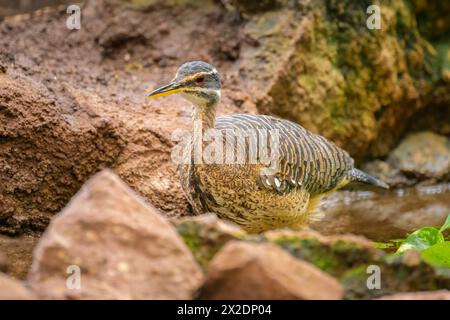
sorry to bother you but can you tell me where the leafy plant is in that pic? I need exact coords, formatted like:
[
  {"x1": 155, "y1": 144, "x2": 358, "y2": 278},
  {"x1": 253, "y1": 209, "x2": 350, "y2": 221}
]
[
  {"x1": 421, "y1": 243, "x2": 450, "y2": 267},
  {"x1": 396, "y1": 227, "x2": 444, "y2": 254},
  {"x1": 440, "y1": 214, "x2": 450, "y2": 234},
  {"x1": 376, "y1": 214, "x2": 450, "y2": 268}
]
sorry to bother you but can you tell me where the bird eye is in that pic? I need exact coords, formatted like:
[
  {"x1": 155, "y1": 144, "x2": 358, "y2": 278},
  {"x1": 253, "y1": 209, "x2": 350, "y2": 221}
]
[{"x1": 196, "y1": 76, "x2": 205, "y2": 84}]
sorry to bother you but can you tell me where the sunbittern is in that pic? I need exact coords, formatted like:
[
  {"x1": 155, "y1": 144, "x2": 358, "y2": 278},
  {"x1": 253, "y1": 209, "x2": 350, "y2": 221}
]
[{"x1": 148, "y1": 61, "x2": 388, "y2": 233}]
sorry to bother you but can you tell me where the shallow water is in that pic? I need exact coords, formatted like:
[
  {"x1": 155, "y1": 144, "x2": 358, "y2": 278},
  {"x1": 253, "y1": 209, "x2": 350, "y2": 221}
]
[{"x1": 312, "y1": 183, "x2": 450, "y2": 242}]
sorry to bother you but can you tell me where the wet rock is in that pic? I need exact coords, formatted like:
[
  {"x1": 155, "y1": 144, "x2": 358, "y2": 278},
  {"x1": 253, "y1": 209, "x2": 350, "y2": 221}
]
[
  {"x1": 28, "y1": 169, "x2": 204, "y2": 299},
  {"x1": 388, "y1": 131, "x2": 450, "y2": 180},
  {"x1": 0, "y1": 273, "x2": 35, "y2": 299},
  {"x1": 200, "y1": 241, "x2": 344, "y2": 300},
  {"x1": 378, "y1": 290, "x2": 450, "y2": 300},
  {"x1": 362, "y1": 160, "x2": 415, "y2": 188},
  {"x1": 362, "y1": 130, "x2": 450, "y2": 187},
  {"x1": 173, "y1": 213, "x2": 247, "y2": 269},
  {"x1": 266, "y1": 229, "x2": 450, "y2": 299}
]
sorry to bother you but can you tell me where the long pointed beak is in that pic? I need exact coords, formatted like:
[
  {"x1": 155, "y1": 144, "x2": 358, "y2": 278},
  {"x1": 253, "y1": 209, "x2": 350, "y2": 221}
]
[{"x1": 147, "y1": 80, "x2": 183, "y2": 99}]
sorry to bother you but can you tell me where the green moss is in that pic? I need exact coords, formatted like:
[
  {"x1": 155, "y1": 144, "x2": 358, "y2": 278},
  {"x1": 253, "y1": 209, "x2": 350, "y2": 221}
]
[
  {"x1": 177, "y1": 223, "x2": 202, "y2": 252},
  {"x1": 297, "y1": 74, "x2": 316, "y2": 92},
  {"x1": 411, "y1": 0, "x2": 450, "y2": 41},
  {"x1": 272, "y1": 235, "x2": 372, "y2": 276},
  {"x1": 176, "y1": 222, "x2": 220, "y2": 268},
  {"x1": 174, "y1": 218, "x2": 247, "y2": 269},
  {"x1": 264, "y1": 0, "x2": 442, "y2": 158},
  {"x1": 436, "y1": 41, "x2": 450, "y2": 73},
  {"x1": 239, "y1": 0, "x2": 446, "y2": 159},
  {"x1": 341, "y1": 264, "x2": 368, "y2": 279},
  {"x1": 271, "y1": 234, "x2": 385, "y2": 298}
]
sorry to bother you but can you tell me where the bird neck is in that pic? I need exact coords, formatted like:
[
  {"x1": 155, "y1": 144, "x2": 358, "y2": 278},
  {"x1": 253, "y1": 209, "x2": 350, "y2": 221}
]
[
  {"x1": 190, "y1": 99, "x2": 217, "y2": 164},
  {"x1": 192, "y1": 100, "x2": 217, "y2": 135}
]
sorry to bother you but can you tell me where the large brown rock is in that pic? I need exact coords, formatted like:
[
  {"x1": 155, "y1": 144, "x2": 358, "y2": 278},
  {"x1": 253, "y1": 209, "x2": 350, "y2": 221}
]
[
  {"x1": 0, "y1": 72, "x2": 124, "y2": 235},
  {"x1": 28, "y1": 169, "x2": 204, "y2": 299},
  {"x1": 0, "y1": 273, "x2": 35, "y2": 299},
  {"x1": 200, "y1": 241, "x2": 343, "y2": 300}
]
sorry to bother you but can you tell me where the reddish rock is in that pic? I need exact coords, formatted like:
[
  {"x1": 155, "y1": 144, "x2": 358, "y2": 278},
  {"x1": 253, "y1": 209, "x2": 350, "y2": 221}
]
[
  {"x1": 0, "y1": 235, "x2": 39, "y2": 279},
  {"x1": 200, "y1": 241, "x2": 343, "y2": 300},
  {"x1": 0, "y1": 73, "x2": 124, "y2": 235},
  {"x1": 28, "y1": 169, "x2": 204, "y2": 299},
  {"x1": 0, "y1": 273, "x2": 35, "y2": 300},
  {"x1": 378, "y1": 290, "x2": 450, "y2": 300}
]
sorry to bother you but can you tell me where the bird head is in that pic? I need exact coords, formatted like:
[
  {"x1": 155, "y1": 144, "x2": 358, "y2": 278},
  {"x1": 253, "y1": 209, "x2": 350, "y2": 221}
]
[{"x1": 148, "y1": 61, "x2": 221, "y2": 107}]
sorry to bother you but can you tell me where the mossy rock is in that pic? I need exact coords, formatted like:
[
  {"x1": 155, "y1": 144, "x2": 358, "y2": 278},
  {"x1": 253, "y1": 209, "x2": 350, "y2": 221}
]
[
  {"x1": 265, "y1": 229, "x2": 450, "y2": 299},
  {"x1": 411, "y1": 0, "x2": 450, "y2": 41},
  {"x1": 173, "y1": 218, "x2": 450, "y2": 299},
  {"x1": 265, "y1": 230, "x2": 382, "y2": 276},
  {"x1": 172, "y1": 214, "x2": 248, "y2": 269},
  {"x1": 237, "y1": 0, "x2": 446, "y2": 160}
]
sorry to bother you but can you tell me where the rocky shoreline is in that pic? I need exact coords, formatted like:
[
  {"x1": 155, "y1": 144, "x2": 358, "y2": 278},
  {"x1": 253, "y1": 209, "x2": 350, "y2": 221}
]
[
  {"x1": 0, "y1": 0, "x2": 449, "y2": 299},
  {"x1": 1, "y1": 170, "x2": 449, "y2": 299}
]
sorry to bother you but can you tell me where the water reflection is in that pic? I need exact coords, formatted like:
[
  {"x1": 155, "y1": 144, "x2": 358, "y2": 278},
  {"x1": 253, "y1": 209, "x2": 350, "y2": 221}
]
[{"x1": 312, "y1": 183, "x2": 450, "y2": 242}]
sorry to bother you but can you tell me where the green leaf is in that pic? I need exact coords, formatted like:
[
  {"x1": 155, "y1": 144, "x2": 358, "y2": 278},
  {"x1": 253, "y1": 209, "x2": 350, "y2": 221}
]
[
  {"x1": 396, "y1": 227, "x2": 444, "y2": 254},
  {"x1": 421, "y1": 242, "x2": 450, "y2": 268},
  {"x1": 389, "y1": 239, "x2": 405, "y2": 243},
  {"x1": 439, "y1": 214, "x2": 450, "y2": 233},
  {"x1": 374, "y1": 242, "x2": 394, "y2": 249}
]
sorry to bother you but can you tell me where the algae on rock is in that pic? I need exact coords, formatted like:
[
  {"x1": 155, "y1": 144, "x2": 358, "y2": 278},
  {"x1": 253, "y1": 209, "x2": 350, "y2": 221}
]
[{"x1": 240, "y1": 0, "x2": 440, "y2": 160}]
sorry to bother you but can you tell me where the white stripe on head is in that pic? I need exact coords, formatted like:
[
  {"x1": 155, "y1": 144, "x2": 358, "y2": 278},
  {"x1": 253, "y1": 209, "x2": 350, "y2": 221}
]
[{"x1": 184, "y1": 87, "x2": 221, "y2": 95}]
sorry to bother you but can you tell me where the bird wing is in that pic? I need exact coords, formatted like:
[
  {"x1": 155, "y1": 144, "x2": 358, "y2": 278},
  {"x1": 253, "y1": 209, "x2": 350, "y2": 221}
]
[{"x1": 215, "y1": 114, "x2": 354, "y2": 195}]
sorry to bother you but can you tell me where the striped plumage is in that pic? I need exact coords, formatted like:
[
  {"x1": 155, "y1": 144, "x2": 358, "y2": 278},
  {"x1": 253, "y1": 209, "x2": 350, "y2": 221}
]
[
  {"x1": 148, "y1": 61, "x2": 388, "y2": 233},
  {"x1": 215, "y1": 114, "x2": 354, "y2": 195}
]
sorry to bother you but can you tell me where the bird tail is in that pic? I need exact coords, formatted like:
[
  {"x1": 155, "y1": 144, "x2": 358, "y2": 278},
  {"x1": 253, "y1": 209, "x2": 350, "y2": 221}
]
[{"x1": 347, "y1": 168, "x2": 389, "y2": 189}]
